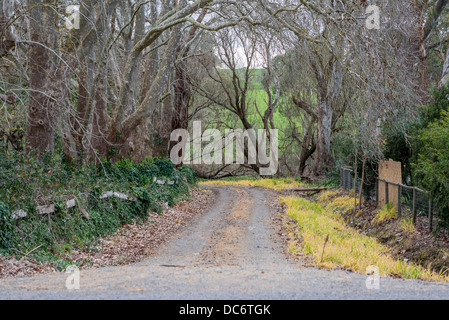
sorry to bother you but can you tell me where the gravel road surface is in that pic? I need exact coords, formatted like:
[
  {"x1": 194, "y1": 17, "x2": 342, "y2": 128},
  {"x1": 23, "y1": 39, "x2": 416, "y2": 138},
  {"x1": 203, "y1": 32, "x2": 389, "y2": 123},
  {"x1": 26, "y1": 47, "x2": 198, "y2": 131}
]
[{"x1": 1, "y1": 185, "x2": 449, "y2": 300}]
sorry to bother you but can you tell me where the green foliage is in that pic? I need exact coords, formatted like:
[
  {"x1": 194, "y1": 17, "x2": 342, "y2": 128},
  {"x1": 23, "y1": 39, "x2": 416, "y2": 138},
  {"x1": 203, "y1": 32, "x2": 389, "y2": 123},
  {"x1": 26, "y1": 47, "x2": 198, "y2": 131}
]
[
  {"x1": 381, "y1": 84, "x2": 449, "y2": 226},
  {"x1": 414, "y1": 111, "x2": 449, "y2": 224},
  {"x1": 383, "y1": 127, "x2": 414, "y2": 181},
  {"x1": 420, "y1": 85, "x2": 449, "y2": 127},
  {"x1": 0, "y1": 151, "x2": 196, "y2": 260},
  {"x1": 383, "y1": 84, "x2": 449, "y2": 183},
  {"x1": 0, "y1": 201, "x2": 14, "y2": 254}
]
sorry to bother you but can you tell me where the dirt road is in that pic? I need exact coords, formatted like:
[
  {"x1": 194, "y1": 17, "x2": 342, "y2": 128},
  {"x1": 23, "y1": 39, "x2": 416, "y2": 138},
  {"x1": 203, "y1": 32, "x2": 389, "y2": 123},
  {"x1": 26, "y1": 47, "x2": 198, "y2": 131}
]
[{"x1": 1, "y1": 185, "x2": 449, "y2": 299}]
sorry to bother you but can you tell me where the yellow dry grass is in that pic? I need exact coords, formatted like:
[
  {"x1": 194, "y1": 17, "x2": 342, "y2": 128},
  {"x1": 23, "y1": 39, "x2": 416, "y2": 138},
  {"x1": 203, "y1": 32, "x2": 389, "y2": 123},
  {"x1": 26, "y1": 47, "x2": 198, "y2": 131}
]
[
  {"x1": 201, "y1": 178, "x2": 306, "y2": 190},
  {"x1": 372, "y1": 202, "x2": 397, "y2": 225},
  {"x1": 281, "y1": 196, "x2": 449, "y2": 282},
  {"x1": 400, "y1": 218, "x2": 416, "y2": 233}
]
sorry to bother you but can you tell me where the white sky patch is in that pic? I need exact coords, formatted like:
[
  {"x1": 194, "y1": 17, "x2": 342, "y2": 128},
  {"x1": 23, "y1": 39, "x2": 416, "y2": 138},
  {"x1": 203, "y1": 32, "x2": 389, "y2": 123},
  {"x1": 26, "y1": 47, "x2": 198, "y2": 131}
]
[{"x1": 233, "y1": 46, "x2": 264, "y2": 69}]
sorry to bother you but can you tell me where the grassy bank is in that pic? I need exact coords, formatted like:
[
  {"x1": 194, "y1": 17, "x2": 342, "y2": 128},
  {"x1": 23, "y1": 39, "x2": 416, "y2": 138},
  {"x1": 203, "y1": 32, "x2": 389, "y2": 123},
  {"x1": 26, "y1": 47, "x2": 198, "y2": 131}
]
[{"x1": 281, "y1": 192, "x2": 449, "y2": 282}]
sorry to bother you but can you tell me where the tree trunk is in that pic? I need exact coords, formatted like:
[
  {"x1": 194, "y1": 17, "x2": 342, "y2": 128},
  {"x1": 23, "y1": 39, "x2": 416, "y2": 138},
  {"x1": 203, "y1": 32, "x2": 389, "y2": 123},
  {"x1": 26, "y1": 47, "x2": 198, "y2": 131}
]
[
  {"x1": 25, "y1": 0, "x2": 57, "y2": 154},
  {"x1": 169, "y1": 9, "x2": 207, "y2": 157},
  {"x1": 359, "y1": 157, "x2": 366, "y2": 211},
  {"x1": 109, "y1": 24, "x2": 182, "y2": 159},
  {"x1": 308, "y1": 50, "x2": 342, "y2": 177},
  {"x1": 441, "y1": 49, "x2": 449, "y2": 88},
  {"x1": 312, "y1": 102, "x2": 333, "y2": 176},
  {"x1": 0, "y1": 5, "x2": 15, "y2": 59},
  {"x1": 418, "y1": 4, "x2": 428, "y2": 95},
  {"x1": 353, "y1": 150, "x2": 358, "y2": 215},
  {"x1": 90, "y1": 76, "x2": 109, "y2": 161}
]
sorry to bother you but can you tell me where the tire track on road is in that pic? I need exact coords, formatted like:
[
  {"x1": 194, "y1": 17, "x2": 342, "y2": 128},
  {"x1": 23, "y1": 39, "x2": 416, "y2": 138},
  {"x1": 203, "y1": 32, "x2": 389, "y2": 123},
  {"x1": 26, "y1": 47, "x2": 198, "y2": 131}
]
[{"x1": 198, "y1": 187, "x2": 253, "y2": 266}]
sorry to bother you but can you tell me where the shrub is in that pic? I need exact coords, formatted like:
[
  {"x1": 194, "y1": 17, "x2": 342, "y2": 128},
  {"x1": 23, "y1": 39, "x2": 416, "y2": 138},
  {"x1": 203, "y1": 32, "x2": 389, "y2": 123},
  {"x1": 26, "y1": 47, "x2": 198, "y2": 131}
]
[{"x1": 414, "y1": 111, "x2": 449, "y2": 225}]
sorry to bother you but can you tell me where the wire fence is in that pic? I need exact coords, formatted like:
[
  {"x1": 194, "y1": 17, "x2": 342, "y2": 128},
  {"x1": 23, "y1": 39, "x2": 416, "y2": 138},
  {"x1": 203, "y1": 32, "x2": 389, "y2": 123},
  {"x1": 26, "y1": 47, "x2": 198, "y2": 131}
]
[
  {"x1": 340, "y1": 166, "x2": 435, "y2": 232},
  {"x1": 340, "y1": 166, "x2": 362, "y2": 194}
]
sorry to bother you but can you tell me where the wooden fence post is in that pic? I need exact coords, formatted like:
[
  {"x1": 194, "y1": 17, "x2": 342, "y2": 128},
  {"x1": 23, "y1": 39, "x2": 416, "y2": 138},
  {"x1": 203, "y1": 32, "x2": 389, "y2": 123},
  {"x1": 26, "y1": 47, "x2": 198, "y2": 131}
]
[
  {"x1": 413, "y1": 187, "x2": 417, "y2": 224},
  {"x1": 429, "y1": 193, "x2": 433, "y2": 232}
]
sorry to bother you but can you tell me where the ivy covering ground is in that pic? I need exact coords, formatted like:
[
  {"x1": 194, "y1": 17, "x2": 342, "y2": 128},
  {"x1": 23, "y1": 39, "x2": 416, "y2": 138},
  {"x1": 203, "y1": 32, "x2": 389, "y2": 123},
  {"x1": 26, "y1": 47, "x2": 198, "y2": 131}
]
[{"x1": 0, "y1": 151, "x2": 196, "y2": 264}]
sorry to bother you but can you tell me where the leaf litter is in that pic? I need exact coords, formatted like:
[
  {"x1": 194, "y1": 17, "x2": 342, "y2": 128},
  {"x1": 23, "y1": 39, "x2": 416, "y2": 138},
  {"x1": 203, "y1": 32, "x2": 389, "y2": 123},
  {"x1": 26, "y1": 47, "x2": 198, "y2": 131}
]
[{"x1": 0, "y1": 188, "x2": 215, "y2": 279}]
